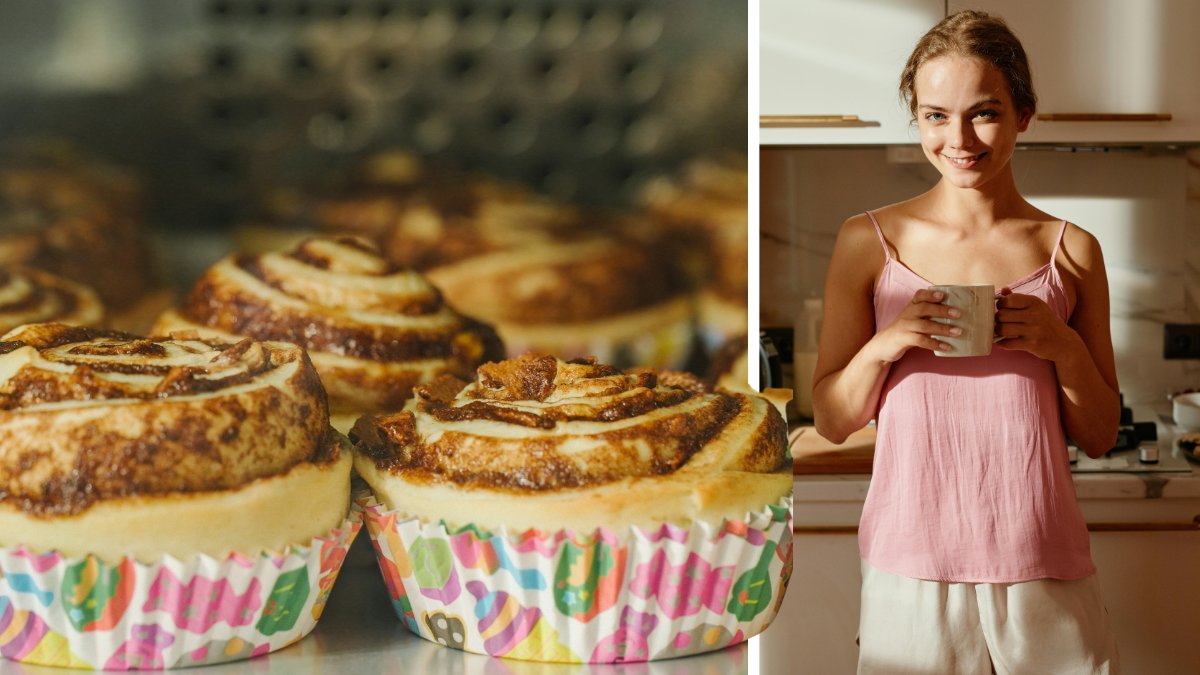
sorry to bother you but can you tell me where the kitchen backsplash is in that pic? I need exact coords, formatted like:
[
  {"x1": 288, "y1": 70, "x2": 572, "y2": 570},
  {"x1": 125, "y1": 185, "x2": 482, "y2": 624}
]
[{"x1": 761, "y1": 146, "x2": 1200, "y2": 405}]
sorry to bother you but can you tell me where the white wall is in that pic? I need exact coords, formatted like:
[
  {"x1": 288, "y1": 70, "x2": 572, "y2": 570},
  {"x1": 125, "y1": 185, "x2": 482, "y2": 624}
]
[{"x1": 760, "y1": 146, "x2": 1200, "y2": 405}]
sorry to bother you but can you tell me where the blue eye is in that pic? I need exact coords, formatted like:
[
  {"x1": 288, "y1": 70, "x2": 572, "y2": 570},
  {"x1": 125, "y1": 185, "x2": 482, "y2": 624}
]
[
  {"x1": 924, "y1": 112, "x2": 946, "y2": 121},
  {"x1": 974, "y1": 109, "x2": 998, "y2": 120}
]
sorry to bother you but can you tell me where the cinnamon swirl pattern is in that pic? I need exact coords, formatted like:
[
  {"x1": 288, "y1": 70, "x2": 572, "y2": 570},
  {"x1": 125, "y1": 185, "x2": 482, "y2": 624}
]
[
  {"x1": 0, "y1": 323, "x2": 358, "y2": 670},
  {"x1": 265, "y1": 154, "x2": 696, "y2": 369},
  {"x1": 155, "y1": 237, "x2": 504, "y2": 429},
  {"x1": 0, "y1": 152, "x2": 159, "y2": 313},
  {"x1": 352, "y1": 354, "x2": 792, "y2": 663},
  {"x1": 384, "y1": 207, "x2": 692, "y2": 369},
  {"x1": 0, "y1": 266, "x2": 104, "y2": 331},
  {"x1": 353, "y1": 353, "x2": 789, "y2": 529},
  {"x1": 0, "y1": 323, "x2": 334, "y2": 521}
]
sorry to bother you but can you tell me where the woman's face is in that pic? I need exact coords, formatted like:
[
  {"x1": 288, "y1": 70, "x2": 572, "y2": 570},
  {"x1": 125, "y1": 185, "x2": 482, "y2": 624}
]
[{"x1": 914, "y1": 55, "x2": 1031, "y2": 190}]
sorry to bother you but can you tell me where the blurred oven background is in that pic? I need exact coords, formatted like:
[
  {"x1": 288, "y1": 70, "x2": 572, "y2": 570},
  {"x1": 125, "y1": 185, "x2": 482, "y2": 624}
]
[
  {"x1": 0, "y1": 0, "x2": 750, "y2": 378},
  {"x1": 0, "y1": 0, "x2": 746, "y2": 280}
]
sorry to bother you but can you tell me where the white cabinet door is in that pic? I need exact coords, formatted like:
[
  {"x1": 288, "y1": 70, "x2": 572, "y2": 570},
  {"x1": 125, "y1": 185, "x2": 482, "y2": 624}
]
[
  {"x1": 1090, "y1": 531, "x2": 1200, "y2": 673},
  {"x1": 950, "y1": 0, "x2": 1200, "y2": 143},
  {"x1": 758, "y1": 533, "x2": 861, "y2": 674},
  {"x1": 759, "y1": 0, "x2": 944, "y2": 145}
]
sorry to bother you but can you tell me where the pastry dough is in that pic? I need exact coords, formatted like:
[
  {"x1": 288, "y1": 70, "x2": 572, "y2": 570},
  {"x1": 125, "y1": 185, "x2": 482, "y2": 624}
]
[
  {"x1": 352, "y1": 354, "x2": 791, "y2": 532},
  {"x1": 0, "y1": 149, "x2": 159, "y2": 312},
  {"x1": 642, "y1": 154, "x2": 748, "y2": 337},
  {"x1": 0, "y1": 323, "x2": 349, "y2": 561},
  {"x1": 154, "y1": 237, "x2": 505, "y2": 429},
  {"x1": 0, "y1": 265, "x2": 104, "y2": 330},
  {"x1": 300, "y1": 155, "x2": 695, "y2": 367}
]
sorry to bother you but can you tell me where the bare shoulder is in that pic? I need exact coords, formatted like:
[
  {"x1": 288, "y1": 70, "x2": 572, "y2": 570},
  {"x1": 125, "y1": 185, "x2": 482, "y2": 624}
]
[
  {"x1": 1052, "y1": 221, "x2": 1109, "y2": 319},
  {"x1": 1056, "y1": 221, "x2": 1106, "y2": 278},
  {"x1": 825, "y1": 210, "x2": 892, "y2": 294},
  {"x1": 831, "y1": 212, "x2": 888, "y2": 283}
]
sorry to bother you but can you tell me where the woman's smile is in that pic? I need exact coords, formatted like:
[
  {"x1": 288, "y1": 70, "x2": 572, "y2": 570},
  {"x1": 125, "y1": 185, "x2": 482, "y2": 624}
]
[{"x1": 941, "y1": 151, "x2": 988, "y2": 169}]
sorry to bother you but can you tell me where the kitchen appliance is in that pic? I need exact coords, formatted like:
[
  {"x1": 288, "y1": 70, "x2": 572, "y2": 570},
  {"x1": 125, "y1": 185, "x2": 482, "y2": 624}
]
[
  {"x1": 1069, "y1": 396, "x2": 1192, "y2": 474},
  {"x1": 758, "y1": 330, "x2": 782, "y2": 391}
]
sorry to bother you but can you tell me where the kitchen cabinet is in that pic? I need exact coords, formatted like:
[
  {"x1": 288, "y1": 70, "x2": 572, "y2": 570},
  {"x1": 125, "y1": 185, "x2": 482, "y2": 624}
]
[
  {"x1": 759, "y1": 0, "x2": 943, "y2": 145},
  {"x1": 767, "y1": 411, "x2": 1200, "y2": 673},
  {"x1": 759, "y1": 527, "x2": 1200, "y2": 673},
  {"x1": 759, "y1": 532, "x2": 860, "y2": 674},
  {"x1": 950, "y1": 0, "x2": 1200, "y2": 144}
]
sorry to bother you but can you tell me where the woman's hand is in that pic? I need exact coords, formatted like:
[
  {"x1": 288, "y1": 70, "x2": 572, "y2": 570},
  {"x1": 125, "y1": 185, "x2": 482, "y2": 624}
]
[
  {"x1": 994, "y1": 288, "x2": 1080, "y2": 362},
  {"x1": 870, "y1": 288, "x2": 962, "y2": 363}
]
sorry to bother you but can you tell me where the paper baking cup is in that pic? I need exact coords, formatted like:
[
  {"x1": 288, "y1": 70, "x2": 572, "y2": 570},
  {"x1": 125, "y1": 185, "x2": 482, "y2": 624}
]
[
  {"x1": 356, "y1": 493, "x2": 793, "y2": 663},
  {"x1": 0, "y1": 518, "x2": 360, "y2": 670}
]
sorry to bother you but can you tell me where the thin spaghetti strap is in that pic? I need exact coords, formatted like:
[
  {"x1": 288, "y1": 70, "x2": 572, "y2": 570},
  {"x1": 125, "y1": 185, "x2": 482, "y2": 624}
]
[
  {"x1": 1051, "y1": 220, "x2": 1069, "y2": 269},
  {"x1": 865, "y1": 210, "x2": 892, "y2": 259}
]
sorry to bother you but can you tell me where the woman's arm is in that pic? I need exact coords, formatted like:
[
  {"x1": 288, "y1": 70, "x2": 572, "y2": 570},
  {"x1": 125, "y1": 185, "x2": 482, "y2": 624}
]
[
  {"x1": 811, "y1": 215, "x2": 958, "y2": 443},
  {"x1": 995, "y1": 226, "x2": 1119, "y2": 458}
]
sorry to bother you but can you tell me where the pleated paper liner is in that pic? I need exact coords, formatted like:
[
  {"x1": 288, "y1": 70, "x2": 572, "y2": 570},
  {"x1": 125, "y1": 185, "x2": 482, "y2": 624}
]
[
  {"x1": 355, "y1": 491, "x2": 793, "y2": 664},
  {"x1": 0, "y1": 517, "x2": 361, "y2": 670}
]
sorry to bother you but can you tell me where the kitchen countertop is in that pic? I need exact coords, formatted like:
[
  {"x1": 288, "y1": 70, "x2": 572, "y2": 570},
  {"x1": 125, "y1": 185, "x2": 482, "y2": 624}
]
[{"x1": 792, "y1": 407, "x2": 1200, "y2": 529}]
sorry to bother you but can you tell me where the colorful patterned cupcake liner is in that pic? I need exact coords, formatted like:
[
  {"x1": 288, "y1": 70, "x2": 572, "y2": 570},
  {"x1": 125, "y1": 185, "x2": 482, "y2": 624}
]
[
  {"x1": 355, "y1": 493, "x2": 793, "y2": 664},
  {"x1": 0, "y1": 518, "x2": 361, "y2": 670}
]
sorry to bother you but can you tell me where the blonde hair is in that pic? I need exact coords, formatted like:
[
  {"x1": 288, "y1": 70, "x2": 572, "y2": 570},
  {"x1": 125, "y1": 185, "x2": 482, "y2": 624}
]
[{"x1": 900, "y1": 10, "x2": 1036, "y2": 121}]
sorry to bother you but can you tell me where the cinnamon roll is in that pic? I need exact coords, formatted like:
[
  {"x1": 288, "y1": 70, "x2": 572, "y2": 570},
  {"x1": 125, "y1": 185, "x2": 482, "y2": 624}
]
[
  {"x1": 642, "y1": 154, "x2": 748, "y2": 348},
  {"x1": 154, "y1": 236, "x2": 505, "y2": 432},
  {"x1": 0, "y1": 265, "x2": 104, "y2": 330},
  {"x1": 232, "y1": 152, "x2": 692, "y2": 369},
  {"x1": 320, "y1": 174, "x2": 693, "y2": 367},
  {"x1": 351, "y1": 353, "x2": 790, "y2": 532},
  {"x1": 0, "y1": 146, "x2": 165, "y2": 328},
  {"x1": 707, "y1": 332, "x2": 753, "y2": 395},
  {"x1": 0, "y1": 323, "x2": 349, "y2": 562}
]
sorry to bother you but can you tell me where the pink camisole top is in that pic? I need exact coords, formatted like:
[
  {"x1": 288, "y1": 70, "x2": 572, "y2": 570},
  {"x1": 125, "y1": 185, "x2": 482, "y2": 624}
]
[{"x1": 858, "y1": 211, "x2": 1095, "y2": 583}]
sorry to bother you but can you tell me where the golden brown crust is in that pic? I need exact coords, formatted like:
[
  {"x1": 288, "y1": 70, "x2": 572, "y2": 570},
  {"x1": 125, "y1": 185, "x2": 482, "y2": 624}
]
[
  {"x1": 0, "y1": 265, "x2": 104, "y2": 331},
  {"x1": 0, "y1": 450, "x2": 352, "y2": 562},
  {"x1": 157, "y1": 237, "x2": 505, "y2": 416},
  {"x1": 287, "y1": 155, "x2": 688, "y2": 325},
  {"x1": 422, "y1": 227, "x2": 682, "y2": 324},
  {"x1": 0, "y1": 323, "x2": 333, "y2": 516},
  {"x1": 351, "y1": 354, "x2": 789, "y2": 494},
  {"x1": 642, "y1": 154, "x2": 748, "y2": 305},
  {"x1": 0, "y1": 152, "x2": 158, "y2": 310}
]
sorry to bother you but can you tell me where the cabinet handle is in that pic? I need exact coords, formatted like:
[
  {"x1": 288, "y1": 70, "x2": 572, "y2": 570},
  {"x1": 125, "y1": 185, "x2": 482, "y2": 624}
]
[
  {"x1": 1036, "y1": 113, "x2": 1172, "y2": 122},
  {"x1": 760, "y1": 115, "x2": 881, "y2": 128}
]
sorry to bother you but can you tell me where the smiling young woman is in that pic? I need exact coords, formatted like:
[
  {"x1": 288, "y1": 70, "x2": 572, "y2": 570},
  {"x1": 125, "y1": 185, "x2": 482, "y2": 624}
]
[{"x1": 810, "y1": 10, "x2": 1121, "y2": 675}]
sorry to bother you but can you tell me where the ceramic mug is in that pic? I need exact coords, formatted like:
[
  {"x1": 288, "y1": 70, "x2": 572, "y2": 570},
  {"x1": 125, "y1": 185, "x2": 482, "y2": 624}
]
[{"x1": 928, "y1": 284, "x2": 996, "y2": 357}]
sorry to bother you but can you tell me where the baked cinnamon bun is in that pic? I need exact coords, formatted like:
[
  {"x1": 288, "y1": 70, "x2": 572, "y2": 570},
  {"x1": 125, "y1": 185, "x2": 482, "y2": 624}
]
[
  {"x1": 0, "y1": 146, "x2": 166, "y2": 330},
  {"x1": 236, "y1": 152, "x2": 694, "y2": 369},
  {"x1": 642, "y1": 154, "x2": 748, "y2": 349},
  {"x1": 322, "y1": 175, "x2": 693, "y2": 367},
  {"x1": 0, "y1": 322, "x2": 359, "y2": 669},
  {"x1": 154, "y1": 236, "x2": 504, "y2": 432},
  {"x1": 352, "y1": 353, "x2": 790, "y2": 532},
  {"x1": 352, "y1": 353, "x2": 793, "y2": 663},
  {"x1": 0, "y1": 323, "x2": 349, "y2": 562},
  {"x1": 0, "y1": 265, "x2": 104, "y2": 330}
]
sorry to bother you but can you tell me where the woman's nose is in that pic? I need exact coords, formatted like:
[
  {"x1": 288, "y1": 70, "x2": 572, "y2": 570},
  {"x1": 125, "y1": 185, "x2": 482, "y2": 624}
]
[{"x1": 949, "y1": 118, "x2": 975, "y2": 148}]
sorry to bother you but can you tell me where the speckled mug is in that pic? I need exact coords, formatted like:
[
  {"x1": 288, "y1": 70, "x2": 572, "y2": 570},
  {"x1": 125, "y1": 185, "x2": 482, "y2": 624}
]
[{"x1": 929, "y1": 284, "x2": 995, "y2": 357}]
